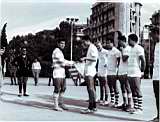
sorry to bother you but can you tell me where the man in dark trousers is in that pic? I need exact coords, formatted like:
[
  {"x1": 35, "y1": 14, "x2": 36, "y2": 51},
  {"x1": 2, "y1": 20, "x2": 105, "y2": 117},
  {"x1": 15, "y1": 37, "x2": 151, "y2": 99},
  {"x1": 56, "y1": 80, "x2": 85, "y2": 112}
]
[
  {"x1": 80, "y1": 35, "x2": 98, "y2": 114},
  {"x1": 151, "y1": 27, "x2": 159, "y2": 122},
  {"x1": 13, "y1": 47, "x2": 31, "y2": 97}
]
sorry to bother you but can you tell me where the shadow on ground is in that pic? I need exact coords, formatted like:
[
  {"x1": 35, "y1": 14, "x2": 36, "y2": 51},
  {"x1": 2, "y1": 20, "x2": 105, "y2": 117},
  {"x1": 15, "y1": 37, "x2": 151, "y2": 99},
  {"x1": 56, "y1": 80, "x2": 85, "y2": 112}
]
[{"x1": 0, "y1": 92, "x2": 143, "y2": 121}]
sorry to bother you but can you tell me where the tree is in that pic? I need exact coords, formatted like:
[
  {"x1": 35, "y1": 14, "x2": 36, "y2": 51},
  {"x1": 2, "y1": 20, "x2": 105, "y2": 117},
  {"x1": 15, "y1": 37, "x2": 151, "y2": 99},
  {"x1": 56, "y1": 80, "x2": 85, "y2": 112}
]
[{"x1": 1, "y1": 23, "x2": 8, "y2": 48}]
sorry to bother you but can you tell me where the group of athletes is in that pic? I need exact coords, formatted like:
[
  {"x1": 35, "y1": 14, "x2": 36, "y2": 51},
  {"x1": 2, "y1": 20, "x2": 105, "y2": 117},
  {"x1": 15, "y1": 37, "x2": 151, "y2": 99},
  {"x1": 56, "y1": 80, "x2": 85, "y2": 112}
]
[{"x1": 52, "y1": 31, "x2": 149, "y2": 115}]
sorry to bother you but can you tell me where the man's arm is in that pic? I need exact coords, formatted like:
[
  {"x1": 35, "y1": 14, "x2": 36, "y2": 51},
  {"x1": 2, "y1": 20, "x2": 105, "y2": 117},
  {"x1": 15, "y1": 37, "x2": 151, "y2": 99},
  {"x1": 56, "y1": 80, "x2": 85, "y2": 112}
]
[
  {"x1": 117, "y1": 57, "x2": 120, "y2": 67},
  {"x1": 139, "y1": 55, "x2": 146, "y2": 72},
  {"x1": 81, "y1": 56, "x2": 97, "y2": 62}
]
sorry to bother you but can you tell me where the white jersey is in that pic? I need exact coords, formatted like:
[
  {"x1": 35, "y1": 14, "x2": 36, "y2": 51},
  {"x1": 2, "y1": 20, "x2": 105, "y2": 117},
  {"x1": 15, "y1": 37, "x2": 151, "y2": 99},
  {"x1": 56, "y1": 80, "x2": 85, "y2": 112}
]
[
  {"x1": 84, "y1": 43, "x2": 98, "y2": 77},
  {"x1": 32, "y1": 62, "x2": 41, "y2": 70},
  {"x1": 107, "y1": 47, "x2": 121, "y2": 75},
  {"x1": 118, "y1": 46, "x2": 130, "y2": 75},
  {"x1": 153, "y1": 42, "x2": 160, "y2": 80},
  {"x1": 52, "y1": 48, "x2": 65, "y2": 78},
  {"x1": 97, "y1": 48, "x2": 108, "y2": 77},
  {"x1": 128, "y1": 44, "x2": 145, "y2": 77}
]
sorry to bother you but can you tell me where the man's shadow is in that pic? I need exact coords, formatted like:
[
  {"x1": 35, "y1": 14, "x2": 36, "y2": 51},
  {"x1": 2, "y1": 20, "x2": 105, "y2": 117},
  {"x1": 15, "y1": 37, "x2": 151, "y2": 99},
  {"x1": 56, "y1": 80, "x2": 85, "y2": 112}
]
[{"x1": 1, "y1": 92, "x2": 143, "y2": 121}]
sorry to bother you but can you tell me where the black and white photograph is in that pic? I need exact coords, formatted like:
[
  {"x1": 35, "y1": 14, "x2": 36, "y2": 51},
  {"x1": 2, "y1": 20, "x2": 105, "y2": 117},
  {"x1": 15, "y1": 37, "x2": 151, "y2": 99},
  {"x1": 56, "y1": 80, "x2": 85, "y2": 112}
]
[{"x1": 0, "y1": 0, "x2": 159, "y2": 121}]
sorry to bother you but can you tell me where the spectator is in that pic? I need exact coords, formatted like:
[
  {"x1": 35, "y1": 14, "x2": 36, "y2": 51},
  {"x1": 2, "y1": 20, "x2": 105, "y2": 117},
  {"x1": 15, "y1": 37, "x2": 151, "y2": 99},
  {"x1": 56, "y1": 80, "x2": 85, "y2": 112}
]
[
  {"x1": 32, "y1": 58, "x2": 41, "y2": 86},
  {"x1": 8, "y1": 54, "x2": 17, "y2": 85},
  {"x1": 13, "y1": 47, "x2": 31, "y2": 97}
]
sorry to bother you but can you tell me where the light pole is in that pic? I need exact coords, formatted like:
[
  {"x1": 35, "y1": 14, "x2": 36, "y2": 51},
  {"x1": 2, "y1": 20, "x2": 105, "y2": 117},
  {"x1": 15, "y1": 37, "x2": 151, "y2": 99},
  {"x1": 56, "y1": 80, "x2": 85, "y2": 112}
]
[{"x1": 66, "y1": 18, "x2": 79, "y2": 61}]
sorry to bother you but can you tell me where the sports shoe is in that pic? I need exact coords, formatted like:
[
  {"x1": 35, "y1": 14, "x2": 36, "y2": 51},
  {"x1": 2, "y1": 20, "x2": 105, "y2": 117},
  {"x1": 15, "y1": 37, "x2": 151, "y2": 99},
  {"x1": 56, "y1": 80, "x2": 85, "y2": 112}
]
[
  {"x1": 81, "y1": 109, "x2": 94, "y2": 114},
  {"x1": 18, "y1": 93, "x2": 22, "y2": 97},
  {"x1": 53, "y1": 106, "x2": 63, "y2": 111},
  {"x1": 114, "y1": 103, "x2": 119, "y2": 108},
  {"x1": 93, "y1": 108, "x2": 97, "y2": 112},
  {"x1": 23, "y1": 94, "x2": 29, "y2": 96},
  {"x1": 117, "y1": 103, "x2": 127, "y2": 110},
  {"x1": 103, "y1": 101, "x2": 109, "y2": 106},
  {"x1": 125, "y1": 105, "x2": 132, "y2": 112},
  {"x1": 130, "y1": 109, "x2": 143, "y2": 114},
  {"x1": 59, "y1": 104, "x2": 69, "y2": 110}
]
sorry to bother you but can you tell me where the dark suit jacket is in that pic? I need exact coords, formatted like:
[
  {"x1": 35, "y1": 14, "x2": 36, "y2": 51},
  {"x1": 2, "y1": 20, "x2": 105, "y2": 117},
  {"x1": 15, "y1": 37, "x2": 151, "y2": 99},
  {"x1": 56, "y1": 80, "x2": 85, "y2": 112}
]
[{"x1": 13, "y1": 55, "x2": 31, "y2": 77}]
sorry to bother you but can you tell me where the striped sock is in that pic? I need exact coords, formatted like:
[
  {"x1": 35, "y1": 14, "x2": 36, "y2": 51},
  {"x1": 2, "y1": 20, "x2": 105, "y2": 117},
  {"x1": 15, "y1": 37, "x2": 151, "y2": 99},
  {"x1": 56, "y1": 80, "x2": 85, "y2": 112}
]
[
  {"x1": 138, "y1": 97, "x2": 143, "y2": 110},
  {"x1": 133, "y1": 97, "x2": 138, "y2": 109},
  {"x1": 115, "y1": 94, "x2": 119, "y2": 105},
  {"x1": 111, "y1": 93, "x2": 115, "y2": 103}
]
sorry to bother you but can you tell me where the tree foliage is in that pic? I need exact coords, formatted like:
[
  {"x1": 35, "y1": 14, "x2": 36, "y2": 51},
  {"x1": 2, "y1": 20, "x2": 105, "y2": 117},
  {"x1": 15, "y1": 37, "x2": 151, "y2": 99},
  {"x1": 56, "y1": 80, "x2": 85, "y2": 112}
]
[
  {"x1": 1, "y1": 23, "x2": 8, "y2": 48},
  {"x1": 6, "y1": 21, "x2": 85, "y2": 77}
]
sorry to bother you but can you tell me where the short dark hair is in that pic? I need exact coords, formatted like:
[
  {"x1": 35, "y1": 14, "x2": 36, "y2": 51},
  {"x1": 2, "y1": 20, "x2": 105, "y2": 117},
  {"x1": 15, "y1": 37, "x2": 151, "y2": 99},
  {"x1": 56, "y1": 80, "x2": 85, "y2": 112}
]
[
  {"x1": 116, "y1": 31, "x2": 122, "y2": 37},
  {"x1": 57, "y1": 38, "x2": 66, "y2": 44},
  {"x1": 118, "y1": 35, "x2": 126, "y2": 42},
  {"x1": 82, "y1": 35, "x2": 91, "y2": 41},
  {"x1": 128, "y1": 34, "x2": 138, "y2": 42}
]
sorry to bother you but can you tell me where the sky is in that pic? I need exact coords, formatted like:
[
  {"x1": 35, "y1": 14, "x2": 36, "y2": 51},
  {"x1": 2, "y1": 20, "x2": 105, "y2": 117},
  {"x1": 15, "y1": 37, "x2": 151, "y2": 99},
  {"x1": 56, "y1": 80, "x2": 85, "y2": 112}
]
[{"x1": 0, "y1": 0, "x2": 160, "y2": 41}]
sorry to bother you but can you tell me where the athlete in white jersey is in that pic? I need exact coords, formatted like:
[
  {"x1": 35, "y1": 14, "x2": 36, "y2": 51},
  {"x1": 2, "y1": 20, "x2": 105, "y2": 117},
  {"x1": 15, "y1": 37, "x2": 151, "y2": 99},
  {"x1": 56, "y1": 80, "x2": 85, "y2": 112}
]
[
  {"x1": 95, "y1": 41, "x2": 110, "y2": 106},
  {"x1": 117, "y1": 35, "x2": 132, "y2": 111},
  {"x1": 80, "y1": 35, "x2": 98, "y2": 114},
  {"x1": 106, "y1": 39, "x2": 121, "y2": 107},
  {"x1": 52, "y1": 38, "x2": 74, "y2": 111},
  {"x1": 128, "y1": 34, "x2": 145, "y2": 114}
]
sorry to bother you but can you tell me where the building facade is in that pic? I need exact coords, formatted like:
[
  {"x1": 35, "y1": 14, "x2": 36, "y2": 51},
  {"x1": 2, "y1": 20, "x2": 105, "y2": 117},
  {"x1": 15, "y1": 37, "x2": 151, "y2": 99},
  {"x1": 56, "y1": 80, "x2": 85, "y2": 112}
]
[{"x1": 84, "y1": 2, "x2": 142, "y2": 45}]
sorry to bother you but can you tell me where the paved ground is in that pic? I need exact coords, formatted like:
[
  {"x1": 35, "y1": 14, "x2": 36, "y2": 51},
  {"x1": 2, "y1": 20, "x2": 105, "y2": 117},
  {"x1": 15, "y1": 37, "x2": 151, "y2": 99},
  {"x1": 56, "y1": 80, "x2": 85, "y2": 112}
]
[{"x1": 0, "y1": 77, "x2": 157, "y2": 121}]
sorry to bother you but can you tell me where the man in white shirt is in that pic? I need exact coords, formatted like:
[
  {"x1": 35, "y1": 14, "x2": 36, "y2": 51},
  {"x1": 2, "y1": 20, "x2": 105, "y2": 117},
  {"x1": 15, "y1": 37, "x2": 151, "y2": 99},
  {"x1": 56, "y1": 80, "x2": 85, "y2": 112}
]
[
  {"x1": 81, "y1": 35, "x2": 98, "y2": 114},
  {"x1": 32, "y1": 58, "x2": 41, "y2": 86},
  {"x1": 106, "y1": 39, "x2": 121, "y2": 108},
  {"x1": 95, "y1": 41, "x2": 110, "y2": 106},
  {"x1": 151, "y1": 27, "x2": 159, "y2": 122},
  {"x1": 52, "y1": 38, "x2": 74, "y2": 111},
  {"x1": 127, "y1": 34, "x2": 146, "y2": 114},
  {"x1": 117, "y1": 35, "x2": 132, "y2": 111}
]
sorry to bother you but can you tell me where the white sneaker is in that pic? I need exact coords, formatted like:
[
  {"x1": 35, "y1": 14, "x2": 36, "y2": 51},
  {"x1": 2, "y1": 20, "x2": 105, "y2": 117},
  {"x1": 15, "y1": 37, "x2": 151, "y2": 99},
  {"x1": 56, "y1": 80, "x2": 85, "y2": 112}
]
[
  {"x1": 81, "y1": 109, "x2": 94, "y2": 114},
  {"x1": 103, "y1": 101, "x2": 109, "y2": 106},
  {"x1": 130, "y1": 109, "x2": 143, "y2": 114},
  {"x1": 54, "y1": 106, "x2": 63, "y2": 111},
  {"x1": 114, "y1": 103, "x2": 119, "y2": 108}
]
